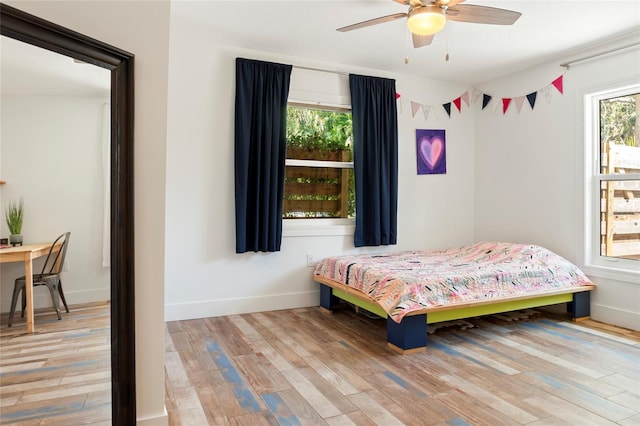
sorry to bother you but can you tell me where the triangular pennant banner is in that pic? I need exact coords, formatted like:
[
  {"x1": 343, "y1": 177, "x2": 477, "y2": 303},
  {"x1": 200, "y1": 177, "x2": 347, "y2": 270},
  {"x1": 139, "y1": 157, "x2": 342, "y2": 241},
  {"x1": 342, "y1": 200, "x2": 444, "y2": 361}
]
[
  {"x1": 471, "y1": 88, "x2": 482, "y2": 104},
  {"x1": 453, "y1": 97, "x2": 462, "y2": 112},
  {"x1": 461, "y1": 91, "x2": 470, "y2": 107},
  {"x1": 541, "y1": 85, "x2": 553, "y2": 102},
  {"x1": 526, "y1": 92, "x2": 537, "y2": 109},
  {"x1": 396, "y1": 92, "x2": 401, "y2": 100},
  {"x1": 551, "y1": 75, "x2": 564, "y2": 94},
  {"x1": 515, "y1": 96, "x2": 525, "y2": 114},
  {"x1": 502, "y1": 98, "x2": 512, "y2": 114},
  {"x1": 443, "y1": 102, "x2": 452, "y2": 117},
  {"x1": 411, "y1": 101, "x2": 421, "y2": 117},
  {"x1": 482, "y1": 94, "x2": 492, "y2": 110},
  {"x1": 422, "y1": 105, "x2": 431, "y2": 121}
]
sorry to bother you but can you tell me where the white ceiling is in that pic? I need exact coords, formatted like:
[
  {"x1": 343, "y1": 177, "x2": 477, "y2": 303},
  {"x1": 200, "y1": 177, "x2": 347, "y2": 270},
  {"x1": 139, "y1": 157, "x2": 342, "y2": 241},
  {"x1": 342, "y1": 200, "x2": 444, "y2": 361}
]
[
  {"x1": 1, "y1": 0, "x2": 638, "y2": 95},
  {"x1": 176, "y1": 0, "x2": 640, "y2": 85}
]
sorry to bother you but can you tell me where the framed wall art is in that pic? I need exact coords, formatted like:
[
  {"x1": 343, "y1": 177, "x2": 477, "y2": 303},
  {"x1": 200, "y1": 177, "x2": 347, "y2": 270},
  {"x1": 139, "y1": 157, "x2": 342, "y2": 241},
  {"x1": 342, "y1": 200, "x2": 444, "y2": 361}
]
[{"x1": 416, "y1": 129, "x2": 446, "y2": 175}]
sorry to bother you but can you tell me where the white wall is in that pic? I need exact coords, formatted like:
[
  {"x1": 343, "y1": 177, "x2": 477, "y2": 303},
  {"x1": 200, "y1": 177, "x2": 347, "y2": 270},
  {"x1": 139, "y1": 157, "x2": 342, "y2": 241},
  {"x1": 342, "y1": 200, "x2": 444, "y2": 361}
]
[
  {"x1": 0, "y1": 96, "x2": 110, "y2": 311},
  {"x1": 3, "y1": 2, "x2": 635, "y2": 425},
  {"x1": 3, "y1": 1, "x2": 171, "y2": 424},
  {"x1": 164, "y1": 3, "x2": 476, "y2": 322},
  {"x1": 474, "y1": 35, "x2": 640, "y2": 330}
]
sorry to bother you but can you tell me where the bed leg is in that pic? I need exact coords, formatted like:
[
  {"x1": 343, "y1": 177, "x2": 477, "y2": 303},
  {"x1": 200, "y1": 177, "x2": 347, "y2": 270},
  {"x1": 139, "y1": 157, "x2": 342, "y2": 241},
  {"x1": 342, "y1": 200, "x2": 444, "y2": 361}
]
[
  {"x1": 568, "y1": 291, "x2": 591, "y2": 322},
  {"x1": 320, "y1": 284, "x2": 338, "y2": 314},
  {"x1": 387, "y1": 314, "x2": 427, "y2": 354}
]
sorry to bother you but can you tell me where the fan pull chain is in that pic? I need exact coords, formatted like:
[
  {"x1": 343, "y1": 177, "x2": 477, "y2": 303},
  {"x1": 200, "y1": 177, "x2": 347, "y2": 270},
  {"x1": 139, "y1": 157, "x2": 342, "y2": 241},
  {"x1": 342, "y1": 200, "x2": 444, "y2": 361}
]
[
  {"x1": 405, "y1": 29, "x2": 410, "y2": 64},
  {"x1": 445, "y1": 25, "x2": 450, "y2": 62}
]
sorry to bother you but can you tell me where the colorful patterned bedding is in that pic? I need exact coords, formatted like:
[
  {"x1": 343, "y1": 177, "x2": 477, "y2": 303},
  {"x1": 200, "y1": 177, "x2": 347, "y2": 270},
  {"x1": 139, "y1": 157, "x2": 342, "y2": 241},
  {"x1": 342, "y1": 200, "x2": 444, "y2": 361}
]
[{"x1": 314, "y1": 242, "x2": 593, "y2": 323}]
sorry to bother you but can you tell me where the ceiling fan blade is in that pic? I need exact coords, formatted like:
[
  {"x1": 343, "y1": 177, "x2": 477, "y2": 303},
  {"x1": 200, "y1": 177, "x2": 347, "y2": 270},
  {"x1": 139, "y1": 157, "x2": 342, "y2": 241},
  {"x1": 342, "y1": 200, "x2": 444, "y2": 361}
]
[
  {"x1": 397, "y1": 0, "x2": 427, "y2": 6},
  {"x1": 412, "y1": 33, "x2": 435, "y2": 48},
  {"x1": 337, "y1": 13, "x2": 407, "y2": 32},
  {"x1": 446, "y1": 4, "x2": 521, "y2": 25},
  {"x1": 435, "y1": 0, "x2": 465, "y2": 7}
]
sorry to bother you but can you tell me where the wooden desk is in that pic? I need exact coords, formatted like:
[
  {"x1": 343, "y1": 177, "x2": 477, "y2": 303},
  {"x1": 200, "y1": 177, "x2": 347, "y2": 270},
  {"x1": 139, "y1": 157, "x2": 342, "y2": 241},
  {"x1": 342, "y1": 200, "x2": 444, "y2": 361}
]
[{"x1": 0, "y1": 243, "x2": 57, "y2": 333}]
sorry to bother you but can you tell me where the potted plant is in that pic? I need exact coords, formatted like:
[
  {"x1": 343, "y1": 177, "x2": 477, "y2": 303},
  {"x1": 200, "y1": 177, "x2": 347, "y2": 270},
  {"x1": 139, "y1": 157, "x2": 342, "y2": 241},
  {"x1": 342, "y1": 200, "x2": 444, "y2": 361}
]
[{"x1": 5, "y1": 199, "x2": 24, "y2": 246}]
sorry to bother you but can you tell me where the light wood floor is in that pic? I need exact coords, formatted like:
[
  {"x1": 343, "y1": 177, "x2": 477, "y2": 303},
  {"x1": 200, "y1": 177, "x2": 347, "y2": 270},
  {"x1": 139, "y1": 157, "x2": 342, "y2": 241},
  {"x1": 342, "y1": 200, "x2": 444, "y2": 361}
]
[
  {"x1": 0, "y1": 302, "x2": 111, "y2": 425},
  {"x1": 1, "y1": 303, "x2": 638, "y2": 425},
  {"x1": 165, "y1": 305, "x2": 640, "y2": 426}
]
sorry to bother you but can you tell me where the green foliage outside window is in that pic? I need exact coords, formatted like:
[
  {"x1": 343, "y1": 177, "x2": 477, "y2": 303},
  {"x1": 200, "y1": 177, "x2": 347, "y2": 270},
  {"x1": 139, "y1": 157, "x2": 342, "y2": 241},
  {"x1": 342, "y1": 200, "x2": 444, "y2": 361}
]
[
  {"x1": 287, "y1": 107, "x2": 353, "y2": 151},
  {"x1": 600, "y1": 94, "x2": 639, "y2": 147},
  {"x1": 285, "y1": 106, "x2": 355, "y2": 218}
]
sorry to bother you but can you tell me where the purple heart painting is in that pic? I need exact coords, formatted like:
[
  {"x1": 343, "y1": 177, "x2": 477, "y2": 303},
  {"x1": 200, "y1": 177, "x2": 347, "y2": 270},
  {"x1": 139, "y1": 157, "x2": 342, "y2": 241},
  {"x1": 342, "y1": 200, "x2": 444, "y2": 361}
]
[{"x1": 416, "y1": 129, "x2": 446, "y2": 175}]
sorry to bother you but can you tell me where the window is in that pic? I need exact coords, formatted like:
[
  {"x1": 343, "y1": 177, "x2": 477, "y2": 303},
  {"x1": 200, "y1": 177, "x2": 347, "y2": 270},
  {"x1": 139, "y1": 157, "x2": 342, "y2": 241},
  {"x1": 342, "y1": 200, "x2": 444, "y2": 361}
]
[
  {"x1": 284, "y1": 104, "x2": 354, "y2": 219},
  {"x1": 587, "y1": 85, "x2": 640, "y2": 269}
]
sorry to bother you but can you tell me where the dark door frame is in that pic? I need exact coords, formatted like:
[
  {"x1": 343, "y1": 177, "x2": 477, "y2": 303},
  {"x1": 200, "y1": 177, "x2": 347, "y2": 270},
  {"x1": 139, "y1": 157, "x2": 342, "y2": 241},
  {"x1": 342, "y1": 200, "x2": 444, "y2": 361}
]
[{"x1": 0, "y1": 4, "x2": 136, "y2": 424}]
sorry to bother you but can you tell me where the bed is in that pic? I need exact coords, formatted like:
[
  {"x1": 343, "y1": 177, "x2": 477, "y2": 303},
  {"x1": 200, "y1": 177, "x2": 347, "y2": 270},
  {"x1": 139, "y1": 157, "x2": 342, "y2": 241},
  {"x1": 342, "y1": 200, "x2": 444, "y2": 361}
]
[{"x1": 313, "y1": 241, "x2": 595, "y2": 353}]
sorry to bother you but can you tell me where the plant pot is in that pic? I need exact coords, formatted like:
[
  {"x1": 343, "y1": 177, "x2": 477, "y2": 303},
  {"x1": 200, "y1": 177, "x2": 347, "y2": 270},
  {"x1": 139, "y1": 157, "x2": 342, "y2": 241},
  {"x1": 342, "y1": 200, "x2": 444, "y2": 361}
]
[{"x1": 9, "y1": 234, "x2": 22, "y2": 246}]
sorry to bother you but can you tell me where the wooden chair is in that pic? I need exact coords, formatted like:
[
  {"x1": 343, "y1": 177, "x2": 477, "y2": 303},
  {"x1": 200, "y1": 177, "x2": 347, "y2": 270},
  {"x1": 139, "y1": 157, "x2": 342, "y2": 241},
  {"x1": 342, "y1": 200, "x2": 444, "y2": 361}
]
[{"x1": 8, "y1": 232, "x2": 71, "y2": 327}]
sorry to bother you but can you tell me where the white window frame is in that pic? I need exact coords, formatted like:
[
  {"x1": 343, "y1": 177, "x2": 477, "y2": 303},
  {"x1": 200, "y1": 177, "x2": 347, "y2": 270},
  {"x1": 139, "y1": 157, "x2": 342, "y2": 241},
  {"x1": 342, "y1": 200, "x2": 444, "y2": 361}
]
[
  {"x1": 584, "y1": 83, "x2": 640, "y2": 277},
  {"x1": 283, "y1": 102, "x2": 355, "y2": 237}
]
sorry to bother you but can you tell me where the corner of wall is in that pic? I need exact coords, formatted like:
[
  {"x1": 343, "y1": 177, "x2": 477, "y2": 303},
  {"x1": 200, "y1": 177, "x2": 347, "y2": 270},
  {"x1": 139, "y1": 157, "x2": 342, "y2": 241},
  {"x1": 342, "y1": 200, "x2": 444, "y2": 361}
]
[{"x1": 137, "y1": 407, "x2": 168, "y2": 426}]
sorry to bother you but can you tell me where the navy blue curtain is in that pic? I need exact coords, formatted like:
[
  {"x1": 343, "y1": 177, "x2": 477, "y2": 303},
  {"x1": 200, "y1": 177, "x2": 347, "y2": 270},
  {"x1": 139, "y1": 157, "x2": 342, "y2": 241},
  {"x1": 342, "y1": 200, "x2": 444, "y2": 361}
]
[
  {"x1": 349, "y1": 74, "x2": 398, "y2": 247},
  {"x1": 235, "y1": 58, "x2": 292, "y2": 253}
]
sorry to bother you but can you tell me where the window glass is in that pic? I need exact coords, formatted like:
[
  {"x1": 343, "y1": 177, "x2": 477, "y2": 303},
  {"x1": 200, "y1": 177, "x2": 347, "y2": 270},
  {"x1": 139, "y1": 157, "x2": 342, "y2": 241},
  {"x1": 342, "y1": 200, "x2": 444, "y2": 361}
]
[
  {"x1": 284, "y1": 105, "x2": 354, "y2": 219},
  {"x1": 597, "y1": 92, "x2": 640, "y2": 261}
]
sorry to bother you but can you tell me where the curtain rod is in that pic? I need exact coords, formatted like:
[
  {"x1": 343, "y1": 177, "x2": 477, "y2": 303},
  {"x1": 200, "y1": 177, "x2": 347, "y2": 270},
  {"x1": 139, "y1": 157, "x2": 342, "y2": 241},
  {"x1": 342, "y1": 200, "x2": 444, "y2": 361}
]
[
  {"x1": 293, "y1": 64, "x2": 349, "y2": 76},
  {"x1": 560, "y1": 41, "x2": 640, "y2": 69}
]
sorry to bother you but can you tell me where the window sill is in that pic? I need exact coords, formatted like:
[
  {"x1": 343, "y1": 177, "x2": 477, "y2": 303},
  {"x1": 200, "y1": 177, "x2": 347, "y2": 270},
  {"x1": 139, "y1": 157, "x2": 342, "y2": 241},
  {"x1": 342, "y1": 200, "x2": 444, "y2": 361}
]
[
  {"x1": 282, "y1": 219, "x2": 354, "y2": 237},
  {"x1": 581, "y1": 262, "x2": 640, "y2": 284}
]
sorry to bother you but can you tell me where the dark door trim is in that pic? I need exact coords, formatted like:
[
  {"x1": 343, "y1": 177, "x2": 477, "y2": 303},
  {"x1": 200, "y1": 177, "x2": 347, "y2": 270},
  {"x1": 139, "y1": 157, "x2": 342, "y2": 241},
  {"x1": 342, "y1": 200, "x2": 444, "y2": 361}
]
[{"x1": 0, "y1": 4, "x2": 136, "y2": 424}]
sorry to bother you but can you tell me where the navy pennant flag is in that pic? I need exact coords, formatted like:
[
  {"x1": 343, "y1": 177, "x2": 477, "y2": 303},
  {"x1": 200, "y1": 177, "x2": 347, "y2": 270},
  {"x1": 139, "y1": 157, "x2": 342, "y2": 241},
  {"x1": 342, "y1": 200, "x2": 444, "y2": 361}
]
[
  {"x1": 526, "y1": 92, "x2": 537, "y2": 109},
  {"x1": 442, "y1": 102, "x2": 452, "y2": 117},
  {"x1": 482, "y1": 94, "x2": 492, "y2": 110}
]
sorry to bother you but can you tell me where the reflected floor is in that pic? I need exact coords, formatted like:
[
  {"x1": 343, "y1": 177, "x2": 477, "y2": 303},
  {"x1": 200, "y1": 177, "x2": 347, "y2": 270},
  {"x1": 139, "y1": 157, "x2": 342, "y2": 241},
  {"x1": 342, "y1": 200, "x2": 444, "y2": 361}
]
[{"x1": 0, "y1": 302, "x2": 111, "y2": 425}]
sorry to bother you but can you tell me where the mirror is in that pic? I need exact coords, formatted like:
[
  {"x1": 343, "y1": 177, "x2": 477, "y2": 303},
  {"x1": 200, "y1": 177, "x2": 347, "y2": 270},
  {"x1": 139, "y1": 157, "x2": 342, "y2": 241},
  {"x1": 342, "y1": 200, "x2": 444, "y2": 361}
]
[{"x1": 0, "y1": 3, "x2": 136, "y2": 424}]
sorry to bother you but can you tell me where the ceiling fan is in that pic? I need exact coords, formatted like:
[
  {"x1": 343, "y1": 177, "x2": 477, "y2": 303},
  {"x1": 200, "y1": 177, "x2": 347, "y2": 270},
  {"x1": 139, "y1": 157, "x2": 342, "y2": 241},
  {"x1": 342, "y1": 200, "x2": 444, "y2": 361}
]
[{"x1": 337, "y1": 0, "x2": 522, "y2": 49}]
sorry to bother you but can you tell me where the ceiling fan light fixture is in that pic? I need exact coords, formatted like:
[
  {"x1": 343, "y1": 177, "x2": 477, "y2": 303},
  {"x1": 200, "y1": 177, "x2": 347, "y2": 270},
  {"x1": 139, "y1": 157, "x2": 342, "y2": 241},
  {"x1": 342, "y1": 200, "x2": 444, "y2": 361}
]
[{"x1": 407, "y1": 6, "x2": 446, "y2": 36}]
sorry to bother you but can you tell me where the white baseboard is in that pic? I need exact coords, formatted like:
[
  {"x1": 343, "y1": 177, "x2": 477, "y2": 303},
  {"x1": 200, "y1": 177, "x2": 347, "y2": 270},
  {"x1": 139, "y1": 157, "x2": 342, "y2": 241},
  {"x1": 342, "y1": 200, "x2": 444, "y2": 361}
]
[
  {"x1": 137, "y1": 407, "x2": 168, "y2": 426},
  {"x1": 591, "y1": 303, "x2": 640, "y2": 331},
  {"x1": 32, "y1": 287, "x2": 110, "y2": 309},
  {"x1": 1, "y1": 288, "x2": 109, "y2": 313},
  {"x1": 164, "y1": 290, "x2": 320, "y2": 322},
  {"x1": 165, "y1": 293, "x2": 639, "y2": 331}
]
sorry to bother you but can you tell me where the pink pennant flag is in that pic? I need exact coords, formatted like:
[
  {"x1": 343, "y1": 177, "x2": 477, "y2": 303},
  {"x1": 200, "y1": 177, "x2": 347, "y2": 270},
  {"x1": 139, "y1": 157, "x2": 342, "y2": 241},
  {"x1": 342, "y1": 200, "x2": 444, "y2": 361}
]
[
  {"x1": 502, "y1": 98, "x2": 512, "y2": 114},
  {"x1": 461, "y1": 91, "x2": 470, "y2": 107},
  {"x1": 396, "y1": 92, "x2": 401, "y2": 100},
  {"x1": 514, "y1": 96, "x2": 525, "y2": 113},
  {"x1": 411, "y1": 101, "x2": 421, "y2": 117},
  {"x1": 551, "y1": 75, "x2": 563, "y2": 94},
  {"x1": 453, "y1": 97, "x2": 462, "y2": 112}
]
